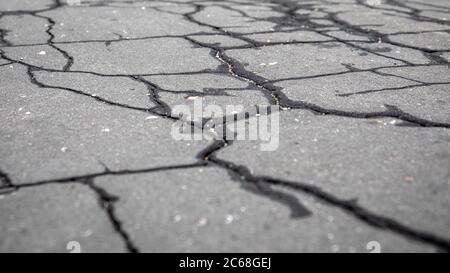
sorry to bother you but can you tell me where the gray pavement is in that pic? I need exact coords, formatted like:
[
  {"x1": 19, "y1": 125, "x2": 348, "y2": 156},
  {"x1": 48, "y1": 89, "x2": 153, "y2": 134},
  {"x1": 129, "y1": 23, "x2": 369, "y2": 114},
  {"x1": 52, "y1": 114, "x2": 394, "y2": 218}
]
[{"x1": 0, "y1": 0, "x2": 449, "y2": 253}]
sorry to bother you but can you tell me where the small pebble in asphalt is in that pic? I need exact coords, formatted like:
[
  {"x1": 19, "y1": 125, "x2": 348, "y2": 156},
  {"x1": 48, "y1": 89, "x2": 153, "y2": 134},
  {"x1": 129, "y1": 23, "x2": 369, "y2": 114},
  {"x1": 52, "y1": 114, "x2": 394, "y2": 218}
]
[
  {"x1": 225, "y1": 214, "x2": 234, "y2": 224},
  {"x1": 185, "y1": 96, "x2": 199, "y2": 100},
  {"x1": 331, "y1": 244, "x2": 340, "y2": 252},
  {"x1": 197, "y1": 217, "x2": 208, "y2": 227}
]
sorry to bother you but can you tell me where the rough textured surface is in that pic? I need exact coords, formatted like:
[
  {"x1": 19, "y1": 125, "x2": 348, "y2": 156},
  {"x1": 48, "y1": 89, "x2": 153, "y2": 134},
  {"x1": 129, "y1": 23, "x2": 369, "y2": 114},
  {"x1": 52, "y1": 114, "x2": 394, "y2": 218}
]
[
  {"x1": 0, "y1": 183, "x2": 124, "y2": 252},
  {"x1": 1, "y1": 0, "x2": 449, "y2": 253}
]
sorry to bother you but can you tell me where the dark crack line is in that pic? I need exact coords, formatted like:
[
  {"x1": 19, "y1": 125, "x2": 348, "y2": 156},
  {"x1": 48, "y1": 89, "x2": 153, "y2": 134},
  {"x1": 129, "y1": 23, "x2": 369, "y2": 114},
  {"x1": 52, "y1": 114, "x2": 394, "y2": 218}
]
[
  {"x1": 268, "y1": 63, "x2": 445, "y2": 83},
  {"x1": 0, "y1": 169, "x2": 18, "y2": 194},
  {"x1": 83, "y1": 178, "x2": 140, "y2": 253},
  {"x1": 32, "y1": 13, "x2": 74, "y2": 71},
  {"x1": 0, "y1": 32, "x2": 233, "y2": 49},
  {"x1": 356, "y1": 0, "x2": 450, "y2": 27},
  {"x1": 0, "y1": 61, "x2": 12, "y2": 67},
  {"x1": 24, "y1": 65, "x2": 160, "y2": 115},
  {"x1": 197, "y1": 139, "x2": 450, "y2": 252},
  {"x1": 0, "y1": 163, "x2": 207, "y2": 252},
  {"x1": 0, "y1": 0, "x2": 63, "y2": 16},
  {"x1": 10, "y1": 163, "x2": 206, "y2": 189},
  {"x1": 218, "y1": 48, "x2": 450, "y2": 128},
  {"x1": 176, "y1": 3, "x2": 450, "y2": 128},
  {"x1": 337, "y1": 81, "x2": 450, "y2": 97},
  {"x1": 1, "y1": 0, "x2": 450, "y2": 253},
  {"x1": 130, "y1": 76, "x2": 172, "y2": 116}
]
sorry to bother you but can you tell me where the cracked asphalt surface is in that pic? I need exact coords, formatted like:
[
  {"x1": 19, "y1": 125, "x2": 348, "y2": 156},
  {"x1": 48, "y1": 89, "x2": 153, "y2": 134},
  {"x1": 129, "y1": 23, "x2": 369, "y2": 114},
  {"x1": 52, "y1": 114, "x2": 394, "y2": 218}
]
[{"x1": 1, "y1": 0, "x2": 450, "y2": 253}]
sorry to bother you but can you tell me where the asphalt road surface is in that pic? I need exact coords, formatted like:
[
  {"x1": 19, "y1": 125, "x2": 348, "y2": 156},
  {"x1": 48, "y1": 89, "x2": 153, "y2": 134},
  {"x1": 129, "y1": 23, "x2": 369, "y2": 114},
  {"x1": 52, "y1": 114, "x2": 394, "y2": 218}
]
[{"x1": 0, "y1": 0, "x2": 449, "y2": 253}]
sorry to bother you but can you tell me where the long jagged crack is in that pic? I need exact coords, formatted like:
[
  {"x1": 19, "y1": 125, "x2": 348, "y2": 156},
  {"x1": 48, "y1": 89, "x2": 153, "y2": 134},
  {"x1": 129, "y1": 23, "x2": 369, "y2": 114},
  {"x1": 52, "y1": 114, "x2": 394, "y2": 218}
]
[
  {"x1": 1, "y1": 0, "x2": 449, "y2": 253},
  {"x1": 197, "y1": 139, "x2": 450, "y2": 252},
  {"x1": 83, "y1": 178, "x2": 140, "y2": 253}
]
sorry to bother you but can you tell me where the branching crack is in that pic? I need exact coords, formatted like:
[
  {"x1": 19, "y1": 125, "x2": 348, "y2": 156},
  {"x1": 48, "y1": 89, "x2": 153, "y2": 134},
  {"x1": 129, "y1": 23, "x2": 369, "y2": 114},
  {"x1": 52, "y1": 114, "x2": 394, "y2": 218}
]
[{"x1": 1, "y1": 0, "x2": 449, "y2": 252}]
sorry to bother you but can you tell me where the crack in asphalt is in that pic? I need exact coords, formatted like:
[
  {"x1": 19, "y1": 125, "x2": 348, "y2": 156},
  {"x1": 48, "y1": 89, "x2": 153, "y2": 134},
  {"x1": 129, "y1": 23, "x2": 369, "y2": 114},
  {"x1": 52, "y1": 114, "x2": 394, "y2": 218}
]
[
  {"x1": 0, "y1": 170, "x2": 17, "y2": 194},
  {"x1": 33, "y1": 13, "x2": 74, "y2": 71},
  {"x1": 0, "y1": 163, "x2": 206, "y2": 252},
  {"x1": 197, "y1": 140, "x2": 450, "y2": 252},
  {"x1": 1, "y1": 0, "x2": 449, "y2": 252},
  {"x1": 83, "y1": 178, "x2": 140, "y2": 253}
]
